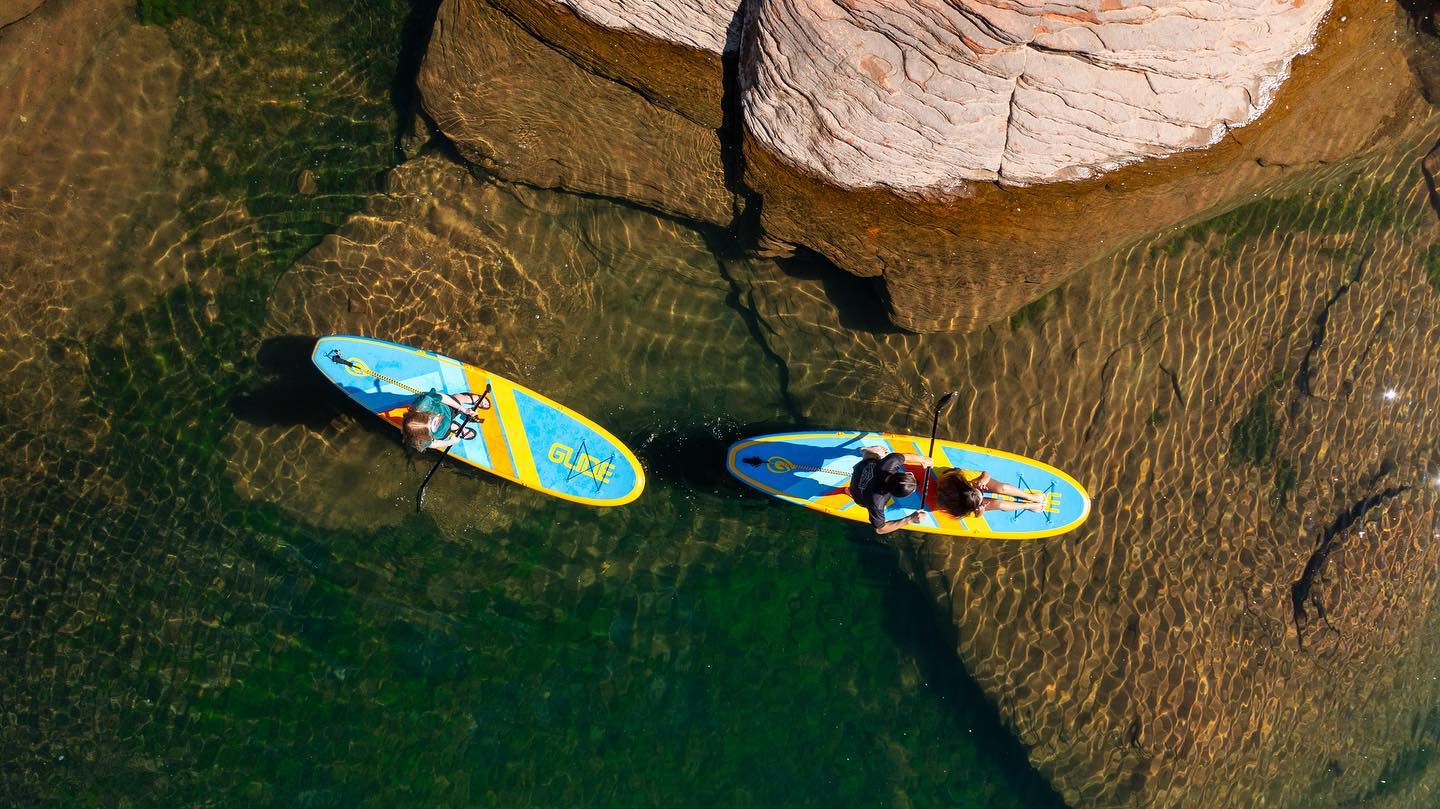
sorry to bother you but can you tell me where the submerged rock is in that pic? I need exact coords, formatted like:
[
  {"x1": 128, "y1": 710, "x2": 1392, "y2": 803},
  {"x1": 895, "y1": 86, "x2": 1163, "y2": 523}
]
[
  {"x1": 418, "y1": 0, "x2": 735, "y2": 225},
  {"x1": 420, "y1": 0, "x2": 1431, "y2": 332},
  {"x1": 487, "y1": 0, "x2": 736, "y2": 127},
  {"x1": 0, "y1": 0, "x2": 46, "y2": 27},
  {"x1": 729, "y1": 135, "x2": 1440, "y2": 806},
  {"x1": 0, "y1": 4, "x2": 182, "y2": 435},
  {"x1": 295, "y1": 168, "x2": 318, "y2": 195}
]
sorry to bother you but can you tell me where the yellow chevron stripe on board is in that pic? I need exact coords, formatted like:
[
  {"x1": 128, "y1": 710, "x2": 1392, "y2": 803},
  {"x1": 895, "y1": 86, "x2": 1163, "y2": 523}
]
[
  {"x1": 461, "y1": 366, "x2": 514, "y2": 481},
  {"x1": 492, "y1": 382, "x2": 541, "y2": 488}
]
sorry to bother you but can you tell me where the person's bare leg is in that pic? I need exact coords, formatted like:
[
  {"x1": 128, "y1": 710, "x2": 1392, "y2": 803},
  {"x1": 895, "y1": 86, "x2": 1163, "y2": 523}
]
[
  {"x1": 984, "y1": 499, "x2": 1044, "y2": 513},
  {"x1": 987, "y1": 479, "x2": 1045, "y2": 504},
  {"x1": 455, "y1": 391, "x2": 492, "y2": 411}
]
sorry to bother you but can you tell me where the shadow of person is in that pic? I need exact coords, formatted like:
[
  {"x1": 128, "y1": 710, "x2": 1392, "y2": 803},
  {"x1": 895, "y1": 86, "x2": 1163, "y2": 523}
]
[
  {"x1": 854, "y1": 544, "x2": 1071, "y2": 808},
  {"x1": 230, "y1": 335, "x2": 370, "y2": 430},
  {"x1": 631, "y1": 417, "x2": 808, "y2": 492}
]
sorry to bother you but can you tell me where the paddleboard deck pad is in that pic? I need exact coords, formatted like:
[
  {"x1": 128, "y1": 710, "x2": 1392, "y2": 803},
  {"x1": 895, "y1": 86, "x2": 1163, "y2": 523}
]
[
  {"x1": 312, "y1": 334, "x2": 644, "y2": 507},
  {"x1": 726, "y1": 431, "x2": 1089, "y2": 539}
]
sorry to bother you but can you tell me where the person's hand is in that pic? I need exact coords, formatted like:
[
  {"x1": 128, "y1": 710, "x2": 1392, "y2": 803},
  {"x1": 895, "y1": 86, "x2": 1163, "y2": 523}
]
[
  {"x1": 906, "y1": 511, "x2": 924, "y2": 525},
  {"x1": 917, "y1": 456, "x2": 934, "y2": 469}
]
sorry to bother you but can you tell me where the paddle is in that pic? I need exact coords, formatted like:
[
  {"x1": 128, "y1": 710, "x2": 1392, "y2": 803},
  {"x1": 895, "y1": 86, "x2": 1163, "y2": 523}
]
[
  {"x1": 913, "y1": 390, "x2": 960, "y2": 520},
  {"x1": 416, "y1": 382, "x2": 492, "y2": 513}
]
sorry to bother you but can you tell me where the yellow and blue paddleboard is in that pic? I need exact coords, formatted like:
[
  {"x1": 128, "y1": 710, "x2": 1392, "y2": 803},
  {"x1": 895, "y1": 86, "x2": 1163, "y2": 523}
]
[
  {"x1": 726, "y1": 431, "x2": 1089, "y2": 539},
  {"x1": 312, "y1": 335, "x2": 644, "y2": 507}
]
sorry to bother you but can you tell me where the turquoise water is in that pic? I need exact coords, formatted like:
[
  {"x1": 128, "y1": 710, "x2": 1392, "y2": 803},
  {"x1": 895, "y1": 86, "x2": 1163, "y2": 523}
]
[{"x1": 0, "y1": 1, "x2": 1064, "y2": 805}]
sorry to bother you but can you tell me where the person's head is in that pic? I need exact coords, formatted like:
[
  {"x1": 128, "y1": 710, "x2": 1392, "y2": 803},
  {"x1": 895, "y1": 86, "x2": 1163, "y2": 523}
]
[
  {"x1": 401, "y1": 409, "x2": 437, "y2": 452},
  {"x1": 886, "y1": 470, "x2": 917, "y2": 498},
  {"x1": 936, "y1": 471, "x2": 984, "y2": 518}
]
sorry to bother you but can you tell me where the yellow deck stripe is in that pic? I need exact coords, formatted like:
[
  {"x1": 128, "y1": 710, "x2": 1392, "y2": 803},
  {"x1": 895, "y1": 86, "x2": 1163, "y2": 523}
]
[
  {"x1": 491, "y1": 382, "x2": 541, "y2": 488},
  {"x1": 813, "y1": 491, "x2": 858, "y2": 512},
  {"x1": 457, "y1": 367, "x2": 512, "y2": 480}
]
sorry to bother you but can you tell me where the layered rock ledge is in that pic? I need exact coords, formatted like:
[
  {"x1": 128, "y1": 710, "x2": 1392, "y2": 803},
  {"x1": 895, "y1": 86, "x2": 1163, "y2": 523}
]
[
  {"x1": 741, "y1": 0, "x2": 1331, "y2": 191},
  {"x1": 419, "y1": 0, "x2": 1436, "y2": 332}
]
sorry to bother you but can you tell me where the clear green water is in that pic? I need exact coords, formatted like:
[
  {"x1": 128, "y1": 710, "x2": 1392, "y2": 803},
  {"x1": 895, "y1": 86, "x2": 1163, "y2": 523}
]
[{"x1": 0, "y1": 1, "x2": 1064, "y2": 805}]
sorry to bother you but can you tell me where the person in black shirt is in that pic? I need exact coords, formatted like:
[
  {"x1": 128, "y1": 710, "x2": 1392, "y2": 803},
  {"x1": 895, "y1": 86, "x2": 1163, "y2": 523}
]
[{"x1": 850, "y1": 445, "x2": 934, "y2": 535}]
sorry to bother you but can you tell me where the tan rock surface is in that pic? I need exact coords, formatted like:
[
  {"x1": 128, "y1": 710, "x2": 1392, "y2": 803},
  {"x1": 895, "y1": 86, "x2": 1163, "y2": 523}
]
[
  {"x1": 549, "y1": 0, "x2": 733, "y2": 54},
  {"x1": 418, "y1": 0, "x2": 735, "y2": 225},
  {"x1": 742, "y1": 0, "x2": 1330, "y2": 190},
  {"x1": 730, "y1": 136, "x2": 1440, "y2": 806},
  {"x1": 0, "y1": 0, "x2": 132, "y2": 137},
  {"x1": 0, "y1": 0, "x2": 45, "y2": 27},
  {"x1": 0, "y1": 9, "x2": 183, "y2": 437},
  {"x1": 745, "y1": 0, "x2": 1433, "y2": 331}
]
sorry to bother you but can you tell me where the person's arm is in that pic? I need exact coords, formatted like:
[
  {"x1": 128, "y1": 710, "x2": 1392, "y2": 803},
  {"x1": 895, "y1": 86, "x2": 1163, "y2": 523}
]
[
  {"x1": 874, "y1": 512, "x2": 923, "y2": 535},
  {"x1": 428, "y1": 434, "x2": 461, "y2": 450},
  {"x1": 859, "y1": 445, "x2": 888, "y2": 460},
  {"x1": 900, "y1": 453, "x2": 934, "y2": 469}
]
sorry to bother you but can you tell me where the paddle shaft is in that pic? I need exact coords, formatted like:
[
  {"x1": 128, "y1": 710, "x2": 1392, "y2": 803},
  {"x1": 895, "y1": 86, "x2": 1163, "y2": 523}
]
[
  {"x1": 916, "y1": 391, "x2": 959, "y2": 514},
  {"x1": 416, "y1": 383, "x2": 492, "y2": 512}
]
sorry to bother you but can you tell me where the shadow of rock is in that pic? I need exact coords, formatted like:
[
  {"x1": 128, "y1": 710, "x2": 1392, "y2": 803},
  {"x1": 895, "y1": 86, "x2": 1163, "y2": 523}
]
[{"x1": 874, "y1": 549, "x2": 1070, "y2": 809}]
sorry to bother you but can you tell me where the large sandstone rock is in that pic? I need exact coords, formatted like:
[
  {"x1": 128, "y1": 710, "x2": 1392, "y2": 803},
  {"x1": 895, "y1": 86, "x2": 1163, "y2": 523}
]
[
  {"x1": 729, "y1": 133, "x2": 1440, "y2": 806},
  {"x1": 418, "y1": 0, "x2": 735, "y2": 225},
  {"x1": 741, "y1": 0, "x2": 1331, "y2": 191},
  {"x1": 745, "y1": 0, "x2": 1434, "y2": 331},
  {"x1": 420, "y1": 0, "x2": 1430, "y2": 333}
]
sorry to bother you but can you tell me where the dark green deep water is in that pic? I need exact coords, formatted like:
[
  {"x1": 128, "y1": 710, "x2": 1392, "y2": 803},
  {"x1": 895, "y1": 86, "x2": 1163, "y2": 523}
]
[{"x1": 0, "y1": 1, "x2": 1068, "y2": 805}]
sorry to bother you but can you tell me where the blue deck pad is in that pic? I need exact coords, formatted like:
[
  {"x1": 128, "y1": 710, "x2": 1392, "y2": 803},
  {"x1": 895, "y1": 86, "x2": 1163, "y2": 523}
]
[{"x1": 512, "y1": 389, "x2": 638, "y2": 500}]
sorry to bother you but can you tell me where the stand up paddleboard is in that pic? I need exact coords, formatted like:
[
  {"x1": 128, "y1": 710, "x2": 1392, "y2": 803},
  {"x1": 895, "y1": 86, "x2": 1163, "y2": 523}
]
[
  {"x1": 726, "y1": 431, "x2": 1089, "y2": 539},
  {"x1": 312, "y1": 334, "x2": 644, "y2": 507}
]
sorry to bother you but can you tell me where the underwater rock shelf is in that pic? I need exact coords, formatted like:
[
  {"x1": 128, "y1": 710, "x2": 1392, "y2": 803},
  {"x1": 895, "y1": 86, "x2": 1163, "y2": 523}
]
[{"x1": 421, "y1": 0, "x2": 1431, "y2": 332}]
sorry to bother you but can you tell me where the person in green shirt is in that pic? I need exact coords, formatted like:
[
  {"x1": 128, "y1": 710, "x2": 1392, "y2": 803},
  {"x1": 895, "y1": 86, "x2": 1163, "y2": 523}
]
[{"x1": 401, "y1": 388, "x2": 491, "y2": 452}]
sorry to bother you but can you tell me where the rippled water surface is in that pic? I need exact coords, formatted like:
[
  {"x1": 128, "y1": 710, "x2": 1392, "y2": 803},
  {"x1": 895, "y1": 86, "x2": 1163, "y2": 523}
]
[{"x1": 5, "y1": 1, "x2": 1440, "y2": 807}]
